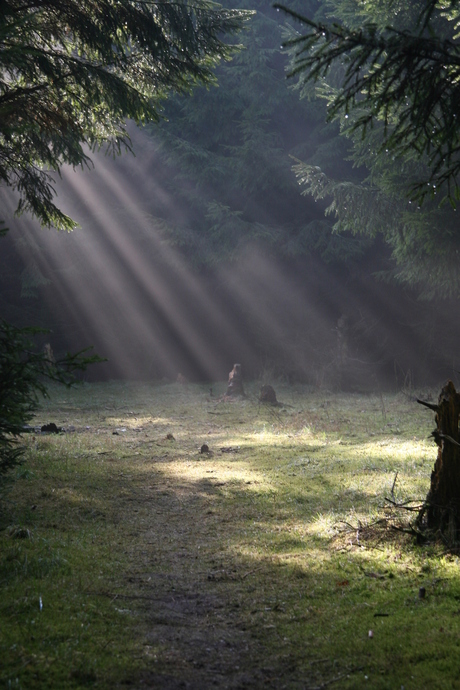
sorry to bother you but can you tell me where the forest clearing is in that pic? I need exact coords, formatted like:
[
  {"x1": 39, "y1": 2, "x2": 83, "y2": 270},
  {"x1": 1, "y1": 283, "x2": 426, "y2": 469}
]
[
  {"x1": 4, "y1": 2, "x2": 460, "y2": 688},
  {"x1": 2, "y1": 380, "x2": 460, "y2": 689}
]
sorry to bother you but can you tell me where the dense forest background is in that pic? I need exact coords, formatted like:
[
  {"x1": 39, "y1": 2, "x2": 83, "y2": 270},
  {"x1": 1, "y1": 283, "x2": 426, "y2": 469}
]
[{"x1": 1, "y1": 0, "x2": 459, "y2": 389}]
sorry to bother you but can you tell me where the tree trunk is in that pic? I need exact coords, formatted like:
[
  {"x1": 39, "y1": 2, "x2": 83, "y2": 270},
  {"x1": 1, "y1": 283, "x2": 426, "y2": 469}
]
[{"x1": 419, "y1": 381, "x2": 460, "y2": 541}]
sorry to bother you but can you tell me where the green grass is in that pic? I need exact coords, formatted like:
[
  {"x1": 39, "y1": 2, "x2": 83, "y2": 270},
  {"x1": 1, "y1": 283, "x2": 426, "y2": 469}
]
[{"x1": 1, "y1": 380, "x2": 460, "y2": 689}]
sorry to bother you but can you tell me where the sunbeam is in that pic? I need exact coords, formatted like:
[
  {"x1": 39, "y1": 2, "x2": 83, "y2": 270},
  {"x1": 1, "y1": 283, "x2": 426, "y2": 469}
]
[{"x1": 3, "y1": 125, "x2": 459, "y2": 387}]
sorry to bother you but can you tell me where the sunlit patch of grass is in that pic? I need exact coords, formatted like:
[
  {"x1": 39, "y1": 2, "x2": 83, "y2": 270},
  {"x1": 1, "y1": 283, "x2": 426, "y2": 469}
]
[
  {"x1": 166, "y1": 461, "x2": 275, "y2": 495},
  {"x1": 306, "y1": 511, "x2": 339, "y2": 539}
]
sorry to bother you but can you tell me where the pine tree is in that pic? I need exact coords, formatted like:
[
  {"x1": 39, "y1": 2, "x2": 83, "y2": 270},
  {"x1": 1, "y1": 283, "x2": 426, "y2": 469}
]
[
  {"x1": 276, "y1": 0, "x2": 460, "y2": 203},
  {"x1": 0, "y1": 0, "x2": 250, "y2": 228},
  {"x1": 141, "y1": 0, "x2": 370, "y2": 268},
  {"x1": 278, "y1": 0, "x2": 460, "y2": 541},
  {"x1": 279, "y1": 0, "x2": 460, "y2": 298}
]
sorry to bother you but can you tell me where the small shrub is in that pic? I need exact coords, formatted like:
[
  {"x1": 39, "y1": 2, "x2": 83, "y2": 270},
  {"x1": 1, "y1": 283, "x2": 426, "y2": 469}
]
[{"x1": 0, "y1": 319, "x2": 102, "y2": 483}]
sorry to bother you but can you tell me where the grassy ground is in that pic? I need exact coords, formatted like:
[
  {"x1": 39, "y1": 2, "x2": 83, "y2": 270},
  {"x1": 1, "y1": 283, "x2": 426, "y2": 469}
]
[{"x1": 2, "y1": 380, "x2": 460, "y2": 689}]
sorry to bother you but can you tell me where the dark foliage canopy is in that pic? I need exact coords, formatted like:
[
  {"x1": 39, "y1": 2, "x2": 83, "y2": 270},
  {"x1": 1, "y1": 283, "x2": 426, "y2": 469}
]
[{"x1": 0, "y1": 0, "x2": 250, "y2": 228}]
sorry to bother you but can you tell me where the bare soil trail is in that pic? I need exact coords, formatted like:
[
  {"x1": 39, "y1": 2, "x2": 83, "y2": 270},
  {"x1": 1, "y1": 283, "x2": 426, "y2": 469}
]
[
  {"x1": 72, "y1": 383, "x2": 324, "y2": 688},
  {"x1": 103, "y1": 439, "x2": 310, "y2": 687},
  {"x1": 119, "y1": 473, "x2": 296, "y2": 689}
]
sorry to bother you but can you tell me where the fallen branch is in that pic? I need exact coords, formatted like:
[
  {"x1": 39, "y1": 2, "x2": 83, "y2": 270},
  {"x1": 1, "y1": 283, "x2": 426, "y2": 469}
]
[
  {"x1": 389, "y1": 524, "x2": 424, "y2": 539},
  {"x1": 385, "y1": 497, "x2": 424, "y2": 512},
  {"x1": 337, "y1": 518, "x2": 388, "y2": 532},
  {"x1": 241, "y1": 565, "x2": 264, "y2": 579}
]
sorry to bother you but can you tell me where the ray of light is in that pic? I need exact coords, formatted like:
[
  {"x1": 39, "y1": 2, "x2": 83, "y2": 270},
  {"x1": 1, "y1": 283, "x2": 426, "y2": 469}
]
[
  {"x1": 6, "y1": 126, "x2": 456, "y2": 386},
  {"x1": 10, "y1": 137, "x2": 255, "y2": 379}
]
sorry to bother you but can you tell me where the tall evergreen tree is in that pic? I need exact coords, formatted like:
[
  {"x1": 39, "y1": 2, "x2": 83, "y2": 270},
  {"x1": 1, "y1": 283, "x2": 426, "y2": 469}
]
[
  {"x1": 276, "y1": 0, "x2": 460, "y2": 203},
  {"x1": 141, "y1": 0, "x2": 371, "y2": 268},
  {"x1": 278, "y1": 0, "x2": 460, "y2": 297},
  {"x1": 277, "y1": 0, "x2": 460, "y2": 542}
]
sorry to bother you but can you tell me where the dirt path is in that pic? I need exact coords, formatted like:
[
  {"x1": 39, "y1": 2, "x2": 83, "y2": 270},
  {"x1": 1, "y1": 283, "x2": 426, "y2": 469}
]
[{"x1": 109, "y1": 464, "x2": 305, "y2": 689}]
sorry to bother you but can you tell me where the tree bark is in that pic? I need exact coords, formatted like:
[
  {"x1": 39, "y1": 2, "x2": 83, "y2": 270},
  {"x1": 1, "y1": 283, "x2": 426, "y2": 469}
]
[{"x1": 419, "y1": 381, "x2": 460, "y2": 541}]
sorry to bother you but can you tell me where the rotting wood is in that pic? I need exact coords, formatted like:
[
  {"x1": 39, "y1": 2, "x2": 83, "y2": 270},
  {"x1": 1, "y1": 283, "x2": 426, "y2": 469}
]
[{"x1": 417, "y1": 380, "x2": 460, "y2": 542}]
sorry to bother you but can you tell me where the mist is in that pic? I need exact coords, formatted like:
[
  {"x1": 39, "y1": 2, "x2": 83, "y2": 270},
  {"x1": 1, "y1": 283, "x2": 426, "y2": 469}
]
[
  {"x1": 1, "y1": 127, "x2": 459, "y2": 391},
  {"x1": 2, "y1": 1, "x2": 460, "y2": 392}
]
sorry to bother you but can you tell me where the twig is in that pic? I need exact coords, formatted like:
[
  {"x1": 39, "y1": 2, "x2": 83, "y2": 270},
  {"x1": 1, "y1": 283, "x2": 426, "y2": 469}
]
[
  {"x1": 390, "y1": 524, "x2": 422, "y2": 537},
  {"x1": 337, "y1": 521, "x2": 359, "y2": 532},
  {"x1": 241, "y1": 565, "x2": 263, "y2": 579},
  {"x1": 385, "y1": 497, "x2": 423, "y2": 511},
  {"x1": 309, "y1": 667, "x2": 364, "y2": 690},
  {"x1": 390, "y1": 471, "x2": 398, "y2": 499},
  {"x1": 85, "y1": 590, "x2": 189, "y2": 616},
  {"x1": 337, "y1": 518, "x2": 388, "y2": 532}
]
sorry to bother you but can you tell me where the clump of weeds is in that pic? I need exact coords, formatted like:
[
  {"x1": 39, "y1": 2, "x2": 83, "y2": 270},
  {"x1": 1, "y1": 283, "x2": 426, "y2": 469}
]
[{"x1": 1, "y1": 380, "x2": 459, "y2": 689}]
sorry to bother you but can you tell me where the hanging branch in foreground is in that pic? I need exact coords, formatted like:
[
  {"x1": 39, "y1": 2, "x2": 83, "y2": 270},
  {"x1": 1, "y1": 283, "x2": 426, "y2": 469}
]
[
  {"x1": 275, "y1": 2, "x2": 460, "y2": 204},
  {"x1": 0, "y1": 0, "x2": 251, "y2": 229}
]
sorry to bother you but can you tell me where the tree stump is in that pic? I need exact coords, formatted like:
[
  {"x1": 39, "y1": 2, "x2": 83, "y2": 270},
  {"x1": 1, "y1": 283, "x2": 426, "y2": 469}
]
[
  {"x1": 259, "y1": 384, "x2": 278, "y2": 405},
  {"x1": 418, "y1": 380, "x2": 460, "y2": 541},
  {"x1": 226, "y1": 363, "x2": 245, "y2": 397}
]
